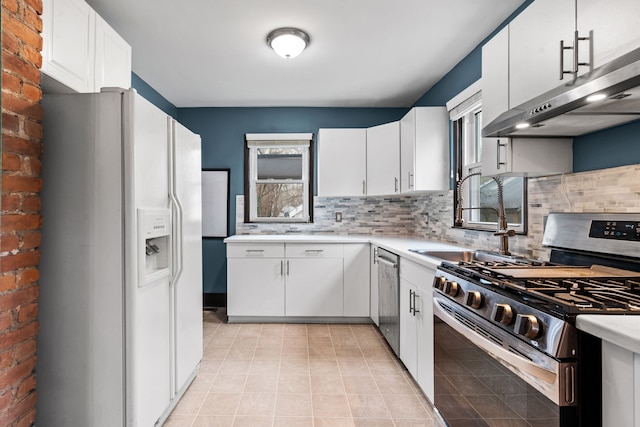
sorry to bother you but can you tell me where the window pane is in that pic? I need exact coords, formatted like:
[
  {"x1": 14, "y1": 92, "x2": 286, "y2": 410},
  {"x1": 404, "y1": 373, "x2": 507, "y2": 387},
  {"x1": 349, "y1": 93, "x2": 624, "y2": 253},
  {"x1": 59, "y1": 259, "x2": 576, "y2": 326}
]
[
  {"x1": 256, "y1": 183, "x2": 304, "y2": 218},
  {"x1": 474, "y1": 177, "x2": 523, "y2": 225},
  {"x1": 474, "y1": 111, "x2": 482, "y2": 163},
  {"x1": 257, "y1": 148, "x2": 303, "y2": 180}
]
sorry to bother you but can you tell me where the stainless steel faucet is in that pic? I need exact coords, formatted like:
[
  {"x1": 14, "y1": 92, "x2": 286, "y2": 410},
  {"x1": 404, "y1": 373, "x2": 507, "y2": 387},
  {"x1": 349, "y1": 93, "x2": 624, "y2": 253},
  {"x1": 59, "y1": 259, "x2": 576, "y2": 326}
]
[{"x1": 455, "y1": 172, "x2": 516, "y2": 255}]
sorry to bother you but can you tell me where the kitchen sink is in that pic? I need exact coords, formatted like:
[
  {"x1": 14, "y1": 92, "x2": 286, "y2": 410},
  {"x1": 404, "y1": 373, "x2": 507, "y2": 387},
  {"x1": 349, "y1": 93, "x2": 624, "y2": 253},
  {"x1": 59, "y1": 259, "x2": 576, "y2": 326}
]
[{"x1": 408, "y1": 249, "x2": 521, "y2": 263}]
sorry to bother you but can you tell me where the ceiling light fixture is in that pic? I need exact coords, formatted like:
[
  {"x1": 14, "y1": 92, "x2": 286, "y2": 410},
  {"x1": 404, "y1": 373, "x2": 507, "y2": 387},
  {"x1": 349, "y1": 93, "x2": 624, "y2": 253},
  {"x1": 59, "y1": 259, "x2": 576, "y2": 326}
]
[{"x1": 267, "y1": 28, "x2": 310, "y2": 59}]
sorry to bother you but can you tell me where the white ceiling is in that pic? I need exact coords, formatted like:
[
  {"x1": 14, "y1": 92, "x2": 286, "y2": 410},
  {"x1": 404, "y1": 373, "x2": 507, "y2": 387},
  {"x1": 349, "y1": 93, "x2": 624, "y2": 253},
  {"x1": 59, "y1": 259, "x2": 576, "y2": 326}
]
[{"x1": 85, "y1": 0, "x2": 525, "y2": 108}]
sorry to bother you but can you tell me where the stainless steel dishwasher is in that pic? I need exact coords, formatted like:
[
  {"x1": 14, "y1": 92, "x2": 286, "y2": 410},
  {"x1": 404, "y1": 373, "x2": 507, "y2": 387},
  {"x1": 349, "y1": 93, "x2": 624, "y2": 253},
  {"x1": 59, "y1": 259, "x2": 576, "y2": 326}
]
[{"x1": 376, "y1": 248, "x2": 400, "y2": 356}]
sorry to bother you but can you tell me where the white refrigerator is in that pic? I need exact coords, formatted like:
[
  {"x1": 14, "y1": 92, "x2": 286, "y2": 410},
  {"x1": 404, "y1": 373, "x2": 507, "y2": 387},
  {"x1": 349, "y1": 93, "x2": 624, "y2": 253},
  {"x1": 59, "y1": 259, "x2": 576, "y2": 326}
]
[{"x1": 37, "y1": 88, "x2": 203, "y2": 426}]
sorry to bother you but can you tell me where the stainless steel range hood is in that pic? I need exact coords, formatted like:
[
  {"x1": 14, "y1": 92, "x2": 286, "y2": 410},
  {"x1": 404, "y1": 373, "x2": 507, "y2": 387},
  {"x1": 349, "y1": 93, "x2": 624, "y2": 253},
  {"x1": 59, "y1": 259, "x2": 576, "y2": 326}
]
[{"x1": 483, "y1": 46, "x2": 640, "y2": 138}]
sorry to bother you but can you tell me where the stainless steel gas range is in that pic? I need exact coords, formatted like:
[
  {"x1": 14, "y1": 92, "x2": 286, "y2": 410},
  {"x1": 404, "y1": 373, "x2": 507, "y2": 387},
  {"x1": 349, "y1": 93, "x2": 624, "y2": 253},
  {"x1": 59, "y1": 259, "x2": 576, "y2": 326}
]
[{"x1": 432, "y1": 213, "x2": 640, "y2": 427}]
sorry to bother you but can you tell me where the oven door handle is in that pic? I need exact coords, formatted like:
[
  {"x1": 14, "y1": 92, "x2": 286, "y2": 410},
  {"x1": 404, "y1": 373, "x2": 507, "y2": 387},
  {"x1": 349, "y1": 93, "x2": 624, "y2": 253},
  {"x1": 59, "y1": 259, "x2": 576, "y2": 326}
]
[{"x1": 434, "y1": 296, "x2": 557, "y2": 385}]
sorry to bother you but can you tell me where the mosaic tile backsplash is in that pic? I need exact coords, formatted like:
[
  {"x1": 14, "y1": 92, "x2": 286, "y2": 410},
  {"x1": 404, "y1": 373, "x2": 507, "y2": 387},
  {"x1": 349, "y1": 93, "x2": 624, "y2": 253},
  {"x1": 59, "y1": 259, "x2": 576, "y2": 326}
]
[{"x1": 235, "y1": 164, "x2": 640, "y2": 261}]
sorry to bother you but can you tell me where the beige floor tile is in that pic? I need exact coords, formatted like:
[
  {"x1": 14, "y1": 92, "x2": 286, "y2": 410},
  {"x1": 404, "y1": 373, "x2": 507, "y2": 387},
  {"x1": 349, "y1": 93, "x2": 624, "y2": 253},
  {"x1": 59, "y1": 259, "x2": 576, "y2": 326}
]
[
  {"x1": 249, "y1": 359, "x2": 281, "y2": 375},
  {"x1": 347, "y1": 394, "x2": 391, "y2": 419},
  {"x1": 278, "y1": 374, "x2": 311, "y2": 393},
  {"x1": 310, "y1": 375, "x2": 345, "y2": 394},
  {"x1": 191, "y1": 416, "x2": 234, "y2": 427},
  {"x1": 225, "y1": 345, "x2": 256, "y2": 361},
  {"x1": 198, "y1": 359, "x2": 224, "y2": 374},
  {"x1": 353, "y1": 419, "x2": 394, "y2": 427},
  {"x1": 313, "y1": 417, "x2": 356, "y2": 427},
  {"x1": 232, "y1": 336, "x2": 259, "y2": 347},
  {"x1": 337, "y1": 360, "x2": 371, "y2": 376},
  {"x1": 335, "y1": 347, "x2": 364, "y2": 361},
  {"x1": 309, "y1": 346, "x2": 337, "y2": 360},
  {"x1": 308, "y1": 336, "x2": 334, "y2": 348},
  {"x1": 172, "y1": 391, "x2": 207, "y2": 415},
  {"x1": 232, "y1": 415, "x2": 273, "y2": 427},
  {"x1": 219, "y1": 360, "x2": 252, "y2": 376},
  {"x1": 261, "y1": 324, "x2": 285, "y2": 336},
  {"x1": 253, "y1": 346, "x2": 282, "y2": 360},
  {"x1": 275, "y1": 393, "x2": 313, "y2": 417},
  {"x1": 210, "y1": 375, "x2": 247, "y2": 393},
  {"x1": 367, "y1": 360, "x2": 401, "y2": 376},
  {"x1": 307, "y1": 324, "x2": 330, "y2": 337},
  {"x1": 258, "y1": 335, "x2": 284, "y2": 348},
  {"x1": 273, "y1": 416, "x2": 314, "y2": 426},
  {"x1": 207, "y1": 335, "x2": 235, "y2": 348},
  {"x1": 280, "y1": 359, "x2": 310, "y2": 376},
  {"x1": 309, "y1": 360, "x2": 340, "y2": 376},
  {"x1": 312, "y1": 394, "x2": 351, "y2": 418},
  {"x1": 244, "y1": 374, "x2": 278, "y2": 393},
  {"x1": 164, "y1": 414, "x2": 196, "y2": 427},
  {"x1": 382, "y1": 394, "x2": 430, "y2": 419},
  {"x1": 236, "y1": 392, "x2": 276, "y2": 417},
  {"x1": 281, "y1": 347, "x2": 309, "y2": 360},
  {"x1": 199, "y1": 393, "x2": 242, "y2": 416},
  {"x1": 237, "y1": 324, "x2": 263, "y2": 337},
  {"x1": 187, "y1": 373, "x2": 216, "y2": 393},
  {"x1": 373, "y1": 374, "x2": 415, "y2": 394},
  {"x1": 332, "y1": 335, "x2": 359, "y2": 348},
  {"x1": 283, "y1": 324, "x2": 308, "y2": 337},
  {"x1": 393, "y1": 419, "x2": 436, "y2": 426},
  {"x1": 202, "y1": 346, "x2": 230, "y2": 360},
  {"x1": 341, "y1": 376, "x2": 379, "y2": 395},
  {"x1": 283, "y1": 335, "x2": 308, "y2": 349}
]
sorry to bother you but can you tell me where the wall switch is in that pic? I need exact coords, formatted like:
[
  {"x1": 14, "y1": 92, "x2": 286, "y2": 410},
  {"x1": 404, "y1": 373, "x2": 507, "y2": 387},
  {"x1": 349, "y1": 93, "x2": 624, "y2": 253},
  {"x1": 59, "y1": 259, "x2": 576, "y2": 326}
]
[{"x1": 335, "y1": 212, "x2": 342, "y2": 222}]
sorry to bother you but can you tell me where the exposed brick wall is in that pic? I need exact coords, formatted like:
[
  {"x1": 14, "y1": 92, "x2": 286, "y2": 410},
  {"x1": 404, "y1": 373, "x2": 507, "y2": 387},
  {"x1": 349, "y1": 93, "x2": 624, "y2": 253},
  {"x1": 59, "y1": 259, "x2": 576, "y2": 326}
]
[{"x1": 1, "y1": 0, "x2": 43, "y2": 425}]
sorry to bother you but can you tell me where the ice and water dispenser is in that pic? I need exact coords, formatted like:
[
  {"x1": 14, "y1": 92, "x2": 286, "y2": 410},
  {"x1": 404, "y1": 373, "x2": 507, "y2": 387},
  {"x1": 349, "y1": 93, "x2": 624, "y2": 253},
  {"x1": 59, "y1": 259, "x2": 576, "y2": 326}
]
[{"x1": 138, "y1": 209, "x2": 171, "y2": 286}]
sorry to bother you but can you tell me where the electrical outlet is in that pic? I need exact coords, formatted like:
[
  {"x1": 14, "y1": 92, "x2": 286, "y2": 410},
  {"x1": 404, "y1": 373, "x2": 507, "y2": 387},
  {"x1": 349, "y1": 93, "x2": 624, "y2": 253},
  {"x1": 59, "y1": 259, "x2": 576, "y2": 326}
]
[{"x1": 335, "y1": 212, "x2": 342, "y2": 222}]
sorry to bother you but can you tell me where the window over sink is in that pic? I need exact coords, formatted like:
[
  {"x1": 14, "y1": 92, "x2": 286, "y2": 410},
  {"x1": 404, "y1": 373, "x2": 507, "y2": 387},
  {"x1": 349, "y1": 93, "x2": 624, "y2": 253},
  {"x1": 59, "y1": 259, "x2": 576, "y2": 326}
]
[
  {"x1": 449, "y1": 83, "x2": 527, "y2": 233},
  {"x1": 244, "y1": 133, "x2": 314, "y2": 223}
]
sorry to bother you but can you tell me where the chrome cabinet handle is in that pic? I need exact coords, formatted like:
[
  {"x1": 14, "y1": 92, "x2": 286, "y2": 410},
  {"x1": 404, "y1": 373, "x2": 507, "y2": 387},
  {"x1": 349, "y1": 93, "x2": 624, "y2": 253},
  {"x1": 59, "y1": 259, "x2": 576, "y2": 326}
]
[
  {"x1": 409, "y1": 289, "x2": 414, "y2": 314},
  {"x1": 394, "y1": 177, "x2": 398, "y2": 192},
  {"x1": 373, "y1": 247, "x2": 379, "y2": 264},
  {"x1": 413, "y1": 291, "x2": 420, "y2": 316},
  {"x1": 362, "y1": 180, "x2": 366, "y2": 195},
  {"x1": 304, "y1": 249, "x2": 324, "y2": 254},
  {"x1": 408, "y1": 172, "x2": 414, "y2": 189},
  {"x1": 497, "y1": 140, "x2": 506, "y2": 169},
  {"x1": 560, "y1": 30, "x2": 593, "y2": 79},
  {"x1": 280, "y1": 260, "x2": 284, "y2": 276},
  {"x1": 286, "y1": 260, "x2": 289, "y2": 276}
]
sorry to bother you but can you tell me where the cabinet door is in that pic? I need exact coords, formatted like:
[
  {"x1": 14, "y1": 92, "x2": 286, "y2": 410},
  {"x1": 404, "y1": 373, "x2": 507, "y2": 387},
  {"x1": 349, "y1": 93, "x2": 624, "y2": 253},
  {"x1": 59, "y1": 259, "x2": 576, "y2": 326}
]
[
  {"x1": 399, "y1": 278, "x2": 418, "y2": 378},
  {"x1": 42, "y1": 0, "x2": 96, "y2": 93},
  {"x1": 413, "y1": 107, "x2": 449, "y2": 192},
  {"x1": 317, "y1": 128, "x2": 367, "y2": 197},
  {"x1": 482, "y1": 26, "x2": 510, "y2": 125},
  {"x1": 509, "y1": 0, "x2": 575, "y2": 107},
  {"x1": 416, "y1": 271, "x2": 435, "y2": 403},
  {"x1": 400, "y1": 110, "x2": 416, "y2": 193},
  {"x1": 577, "y1": 0, "x2": 640, "y2": 73},
  {"x1": 344, "y1": 244, "x2": 370, "y2": 317},
  {"x1": 286, "y1": 258, "x2": 344, "y2": 317},
  {"x1": 95, "y1": 16, "x2": 132, "y2": 90},
  {"x1": 481, "y1": 138, "x2": 511, "y2": 176},
  {"x1": 366, "y1": 122, "x2": 400, "y2": 196},
  {"x1": 227, "y1": 258, "x2": 285, "y2": 316}
]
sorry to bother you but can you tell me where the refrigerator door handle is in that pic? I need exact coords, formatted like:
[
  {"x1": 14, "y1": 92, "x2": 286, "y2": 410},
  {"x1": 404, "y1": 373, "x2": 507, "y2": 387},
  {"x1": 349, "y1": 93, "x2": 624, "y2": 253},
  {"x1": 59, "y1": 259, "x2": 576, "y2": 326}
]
[{"x1": 169, "y1": 122, "x2": 184, "y2": 287}]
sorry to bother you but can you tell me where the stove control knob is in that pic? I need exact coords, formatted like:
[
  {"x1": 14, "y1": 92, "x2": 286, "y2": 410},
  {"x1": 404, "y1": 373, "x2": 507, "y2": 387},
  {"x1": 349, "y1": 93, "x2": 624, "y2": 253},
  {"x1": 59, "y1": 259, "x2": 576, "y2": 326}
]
[
  {"x1": 491, "y1": 303, "x2": 514, "y2": 325},
  {"x1": 444, "y1": 281, "x2": 459, "y2": 297},
  {"x1": 514, "y1": 314, "x2": 541, "y2": 339},
  {"x1": 433, "y1": 276, "x2": 446, "y2": 291},
  {"x1": 465, "y1": 291, "x2": 483, "y2": 309}
]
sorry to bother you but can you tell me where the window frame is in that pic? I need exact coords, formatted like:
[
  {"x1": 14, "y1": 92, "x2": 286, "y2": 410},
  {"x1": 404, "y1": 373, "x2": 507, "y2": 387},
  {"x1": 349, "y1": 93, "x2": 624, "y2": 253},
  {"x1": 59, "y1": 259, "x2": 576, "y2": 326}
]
[
  {"x1": 450, "y1": 90, "x2": 528, "y2": 234},
  {"x1": 244, "y1": 133, "x2": 314, "y2": 223}
]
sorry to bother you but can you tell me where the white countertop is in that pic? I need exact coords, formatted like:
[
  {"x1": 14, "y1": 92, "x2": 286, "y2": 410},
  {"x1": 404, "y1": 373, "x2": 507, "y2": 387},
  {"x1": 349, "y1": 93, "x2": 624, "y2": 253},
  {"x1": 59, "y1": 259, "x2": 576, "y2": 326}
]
[
  {"x1": 576, "y1": 315, "x2": 640, "y2": 354},
  {"x1": 224, "y1": 234, "x2": 469, "y2": 269}
]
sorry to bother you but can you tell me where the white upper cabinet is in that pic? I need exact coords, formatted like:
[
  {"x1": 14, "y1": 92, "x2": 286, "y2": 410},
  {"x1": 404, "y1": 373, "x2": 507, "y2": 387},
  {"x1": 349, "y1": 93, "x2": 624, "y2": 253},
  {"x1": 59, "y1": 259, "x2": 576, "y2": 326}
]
[
  {"x1": 399, "y1": 107, "x2": 449, "y2": 193},
  {"x1": 482, "y1": 137, "x2": 573, "y2": 177},
  {"x1": 576, "y1": 0, "x2": 640, "y2": 75},
  {"x1": 366, "y1": 121, "x2": 400, "y2": 196},
  {"x1": 481, "y1": 27, "x2": 509, "y2": 125},
  {"x1": 42, "y1": 0, "x2": 96, "y2": 92},
  {"x1": 94, "y1": 16, "x2": 132, "y2": 90},
  {"x1": 317, "y1": 128, "x2": 367, "y2": 197},
  {"x1": 42, "y1": 0, "x2": 132, "y2": 93},
  {"x1": 508, "y1": 0, "x2": 575, "y2": 108}
]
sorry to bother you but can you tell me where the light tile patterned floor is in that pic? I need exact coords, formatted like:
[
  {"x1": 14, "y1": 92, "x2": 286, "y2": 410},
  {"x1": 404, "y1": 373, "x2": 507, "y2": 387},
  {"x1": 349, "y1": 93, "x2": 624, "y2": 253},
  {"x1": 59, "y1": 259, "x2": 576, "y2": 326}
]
[{"x1": 164, "y1": 310, "x2": 437, "y2": 427}]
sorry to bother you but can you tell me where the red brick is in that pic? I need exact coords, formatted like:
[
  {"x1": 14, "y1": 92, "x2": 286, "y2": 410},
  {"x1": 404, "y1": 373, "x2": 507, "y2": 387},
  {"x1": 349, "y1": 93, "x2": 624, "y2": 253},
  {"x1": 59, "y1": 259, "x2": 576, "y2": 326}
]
[
  {"x1": 23, "y1": 6, "x2": 42, "y2": 33},
  {"x1": 1, "y1": 176, "x2": 42, "y2": 193},
  {"x1": 1, "y1": 234, "x2": 20, "y2": 252},
  {"x1": 0, "y1": 286, "x2": 39, "y2": 312},
  {"x1": 2, "y1": 13, "x2": 42, "y2": 52},
  {"x1": 0, "y1": 276, "x2": 17, "y2": 293},
  {"x1": 2, "y1": 153, "x2": 22, "y2": 171},
  {"x1": 16, "y1": 375, "x2": 36, "y2": 398},
  {"x1": 12, "y1": 338, "x2": 36, "y2": 363},
  {"x1": 18, "y1": 269, "x2": 38, "y2": 286},
  {"x1": 2, "y1": 52, "x2": 40, "y2": 86},
  {"x1": 23, "y1": 118, "x2": 42, "y2": 139},
  {"x1": 0, "y1": 322, "x2": 38, "y2": 349},
  {"x1": 1, "y1": 71, "x2": 22, "y2": 96},
  {"x1": 0, "y1": 312, "x2": 13, "y2": 331},
  {"x1": 0, "y1": 251, "x2": 40, "y2": 273},
  {"x1": 16, "y1": 304, "x2": 37, "y2": 324},
  {"x1": 0, "y1": 351, "x2": 13, "y2": 371},
  {"x1": 2, "y1": 0, "x2": 19, "y2": 13},
  {"x1": 2, "y1": 136, "x2": 42, "y2": 156},
  {"x1": 23, "y1": 0, "x2": 43, "y2": 14},
  {"x1": 3, "y1": 392, "x2": 37, "y2": 426},
  {"x1": 16, "y1": 408, "x2": 36, "y2": 427},
  {"x1": 1, "y1": 30, "x2": 21, "y2": 55},
  {"x1": 0, "y1": 390, "x2": 13, "y2": 410},
  {"x1": 22, "y1": 43, "x2": 42, "y2": 69},
  {"x1": 21, "y1": 196, "x2": 40, "y2": 213},
  {"x1": 2, "y1": 113, "x2": 20, "y2": 134},
  {"x1": 2, "y1": 90, "x2": 42, "y2": 119},
  {"x1": 1, "y1": 195, "x2": 22, "y2": 212},
  {"x1": 0, "y1": 215, "x2": 41, "y2": 232},
  {"x1": 20, "y1": 232, "x2": 40, "y2": 251},
  {"x1": 22, "y1": 156, "x2": 41, "y2": 176}
]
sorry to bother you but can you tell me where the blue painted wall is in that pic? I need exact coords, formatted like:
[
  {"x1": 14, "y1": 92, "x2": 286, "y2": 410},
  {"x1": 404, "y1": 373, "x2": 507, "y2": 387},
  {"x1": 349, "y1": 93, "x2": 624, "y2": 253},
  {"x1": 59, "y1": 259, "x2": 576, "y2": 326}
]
[
  {"x1": 177, "y1": 107, "x2": 408, "y2": 293},
  {"x1": 131, "y1": 72, "x2": 178, "y2": 119}
]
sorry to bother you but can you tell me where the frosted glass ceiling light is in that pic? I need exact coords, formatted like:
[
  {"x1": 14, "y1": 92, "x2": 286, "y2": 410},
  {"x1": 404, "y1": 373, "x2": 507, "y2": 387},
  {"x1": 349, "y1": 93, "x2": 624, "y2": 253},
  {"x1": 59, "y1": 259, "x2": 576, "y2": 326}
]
[{"x1": 267, "y1": 28, "x2": 310, "y2": 59}]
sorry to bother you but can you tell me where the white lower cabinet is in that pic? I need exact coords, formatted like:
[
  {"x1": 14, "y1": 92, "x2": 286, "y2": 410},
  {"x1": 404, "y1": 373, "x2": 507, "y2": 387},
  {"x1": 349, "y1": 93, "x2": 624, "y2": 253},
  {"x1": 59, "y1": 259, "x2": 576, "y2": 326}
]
[
  {"x1": 370, "y1": 246, "x2": 380, "y2": 326},
  {"x1": 601, "y1": 341, "x2": 640, "y2": 427},
  {"x1": 399, "y1": 258, "x2": 436, "y2": 402},
  {"x1": 226, "y1": 242, "x2": 369, "y2": 319}
]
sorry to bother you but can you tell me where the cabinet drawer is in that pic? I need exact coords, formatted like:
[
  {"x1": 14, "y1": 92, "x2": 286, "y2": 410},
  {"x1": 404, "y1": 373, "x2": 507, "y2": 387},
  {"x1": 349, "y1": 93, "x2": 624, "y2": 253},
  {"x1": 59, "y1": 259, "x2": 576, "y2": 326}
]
[
  {"x1": 400, "y1": 258, "x2": 434, "y2": 286},
  {"x1": 285, "y1": 243, "x2": 343, "y2": 258},
  {"x1": 227, "y1": 243, "x2": 285, "y2": 258}
]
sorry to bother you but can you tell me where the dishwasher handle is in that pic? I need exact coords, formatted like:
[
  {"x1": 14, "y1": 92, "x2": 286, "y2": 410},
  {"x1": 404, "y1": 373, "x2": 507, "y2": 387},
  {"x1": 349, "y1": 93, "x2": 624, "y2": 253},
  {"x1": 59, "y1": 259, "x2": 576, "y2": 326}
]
[{"x1": 377, "y1": 255, "x2": 398, "y2": 269}]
